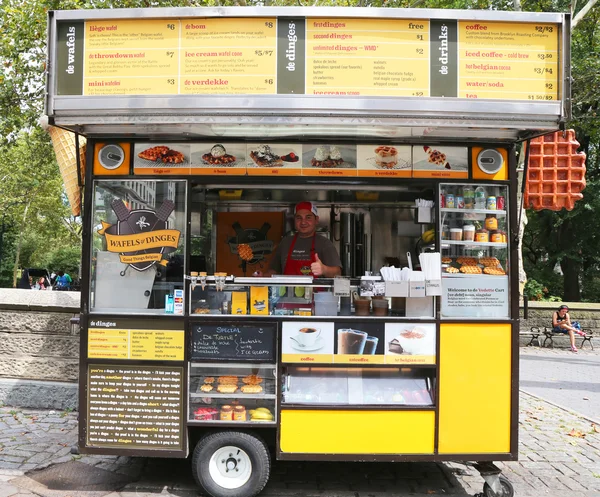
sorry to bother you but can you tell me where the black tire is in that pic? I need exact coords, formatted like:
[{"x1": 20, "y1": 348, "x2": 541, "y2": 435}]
[
  {"x1": 192, "y1": 431, "x2": 270, "y2": 497},
  {"x1": 483, "y1": 475, "x2": 514, "y2": 497}
]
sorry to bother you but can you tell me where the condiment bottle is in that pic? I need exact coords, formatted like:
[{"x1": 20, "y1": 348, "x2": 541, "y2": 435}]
[
  {"x1": 220, "y1": 405, "x2": 233, "y2": 421},
  {"x1": 475, "y1": 228, "x2": 489, "y2": 243},
  {"x1": 485, "y1": 215, "x2": 498, "y2": 231},
  {"x1": 233, "y1": 405, "x2": 246, "y2": 421},
  {"x1": 490, "y1": 231, "x2": 503, "y2": 243}
]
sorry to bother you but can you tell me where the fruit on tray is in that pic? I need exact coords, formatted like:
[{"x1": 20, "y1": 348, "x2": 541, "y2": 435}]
[
  {"x1": 249, "y1": 407, "x2": 274, "y2": 421},
  {"x1": 421, "y1": 229, "x2": 435, "y2": 244}
]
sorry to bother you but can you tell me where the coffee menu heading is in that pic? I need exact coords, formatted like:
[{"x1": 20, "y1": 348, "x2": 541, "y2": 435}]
[{"x1": 56, "y1": 17, "x2": 560, "y2": 101}]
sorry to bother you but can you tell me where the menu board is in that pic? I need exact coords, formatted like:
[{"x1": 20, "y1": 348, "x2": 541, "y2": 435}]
[
  {"x1": 87, "y1": 365, "x2": 184, "y2": 450},
  {"x1": 83, "y1": 18, "x2": 276, "y2": 96},
  {"x1": 281, "y1": 321, "x2": 436, "y2": 364},
  {"x1": 305, "y1": 18, "x2": 429, "y2": 97},
  {"x1": 458, "y1": 21, "x2": 558, "y2": 100},
  {"x1": 180, "y1": 18, "x2": 277, "y2": 95},
  {"x1": 191, "y1": 321, "x2": 276, "y2": 361},
  {"x1": 87, "y1": 319, "x2": 184, "y2": 361},
  {"x1": 56, "y1": 16, "x2": 561, "y2": 102}
]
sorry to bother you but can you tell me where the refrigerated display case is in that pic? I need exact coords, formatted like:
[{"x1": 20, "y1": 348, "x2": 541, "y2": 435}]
[
  {"x1": 282, "y1": 366, "x2": 434, "y2": 406},
  {"x1": 440, "y1": 183, "x2": 510, "y2": 319},
  {"x1": 189, "y1": 362, "x2": 277, "y2": 424}
]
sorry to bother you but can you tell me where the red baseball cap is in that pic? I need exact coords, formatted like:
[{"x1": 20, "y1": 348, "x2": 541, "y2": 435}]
[{"x1": 295, "y1": 201, "x2": 318, "y2": 216}]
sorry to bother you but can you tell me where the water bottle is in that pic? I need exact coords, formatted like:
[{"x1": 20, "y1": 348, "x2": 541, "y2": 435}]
[{"x1": 474, "y1": 186, "x2": 487, "y2": 209}]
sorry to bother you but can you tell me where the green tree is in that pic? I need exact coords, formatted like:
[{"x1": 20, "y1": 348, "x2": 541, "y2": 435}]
[{"x1": 0, "y1": 127, "x2": 80, "y2": 287}]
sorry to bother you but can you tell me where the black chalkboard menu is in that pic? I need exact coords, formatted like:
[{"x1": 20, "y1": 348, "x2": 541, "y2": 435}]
[{"x1": 191, "y1": 321, "x2": 276, "y2": 362}]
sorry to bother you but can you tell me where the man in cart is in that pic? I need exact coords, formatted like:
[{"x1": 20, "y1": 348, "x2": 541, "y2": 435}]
[{"x1": 254, "y1": 201, "x2": 341, "y2": 277}]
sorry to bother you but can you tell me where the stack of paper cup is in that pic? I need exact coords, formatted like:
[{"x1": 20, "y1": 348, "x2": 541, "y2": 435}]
[{"x1": 39, "y1": 116, "x2": 86, "y2": 216}]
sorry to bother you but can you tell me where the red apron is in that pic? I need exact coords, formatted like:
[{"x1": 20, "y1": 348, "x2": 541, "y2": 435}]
[{"x1": 283, "y1": 233, "x2": 316, "y2": 276}]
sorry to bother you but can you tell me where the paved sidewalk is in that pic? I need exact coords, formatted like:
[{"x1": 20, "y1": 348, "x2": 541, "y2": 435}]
[{"x1": 520, "y1": 346, "x2": 600, "y2": 423}]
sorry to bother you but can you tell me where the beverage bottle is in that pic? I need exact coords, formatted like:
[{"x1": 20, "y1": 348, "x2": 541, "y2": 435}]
[
  {"x1": 463, "y1": 186, "x2": 475, "y2": 209},
  {"x1": 474, "y1": 186, "x2": 487, "y2": 209}
]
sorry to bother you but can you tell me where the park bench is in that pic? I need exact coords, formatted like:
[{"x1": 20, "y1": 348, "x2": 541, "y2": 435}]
[
  {"x1": 542, "y1": 327, "x2": 594, "y2": 350},
  {"x1": 520, "y1": 326, "x2": 543, "y2": 347}
]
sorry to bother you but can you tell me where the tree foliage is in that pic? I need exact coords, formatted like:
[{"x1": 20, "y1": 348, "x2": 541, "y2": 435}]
[{"x1": 1, "y1": 0, "x2": 599, "y2": 295}]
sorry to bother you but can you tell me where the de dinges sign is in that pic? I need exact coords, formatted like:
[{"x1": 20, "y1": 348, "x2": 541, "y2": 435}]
[{"x1": 191, "y1": 322, "x2": 276, "y2": 361}]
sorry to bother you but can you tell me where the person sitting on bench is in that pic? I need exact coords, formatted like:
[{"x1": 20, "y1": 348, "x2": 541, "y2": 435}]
[{"x1": 552, "y1": 304, "x2": 585, "y2": 352}]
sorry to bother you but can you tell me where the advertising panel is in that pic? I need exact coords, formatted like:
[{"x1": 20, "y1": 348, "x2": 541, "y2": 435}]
[{"x1": 281, "y1": 321, "x2": 436, "y2": 364}]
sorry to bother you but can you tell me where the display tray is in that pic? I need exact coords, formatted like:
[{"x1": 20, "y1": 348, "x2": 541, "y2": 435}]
[
  {"x1": 189, "y1": 404, "x2": 277, "y2": 424},
  {"x1": 442, "y1": 273, "x2": 508, "y2": 278},
  {"x1": 190, "y1": 378, "x2": 276, "y2": 400}
]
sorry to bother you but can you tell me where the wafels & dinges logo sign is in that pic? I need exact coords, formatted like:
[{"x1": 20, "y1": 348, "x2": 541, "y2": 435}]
[{"x1": 98, "y1": 199, "x2": 181, "y2": 271}]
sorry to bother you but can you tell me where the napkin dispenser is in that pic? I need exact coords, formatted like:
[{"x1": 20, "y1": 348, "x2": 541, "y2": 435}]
[
  {"x1": 409, "y1": 280, "x2": 426, "y2": 298},
  {"x1": 425, "y1": 279, "x2": 442, "y2": 296},
  {"x1": 385, "y1": 281, "x2": 409, "y2": 297}
]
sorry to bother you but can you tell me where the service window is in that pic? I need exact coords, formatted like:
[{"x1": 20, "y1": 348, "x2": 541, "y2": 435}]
[{"x1": 90, "y1": 180, "x2": 187, "y2": 314}]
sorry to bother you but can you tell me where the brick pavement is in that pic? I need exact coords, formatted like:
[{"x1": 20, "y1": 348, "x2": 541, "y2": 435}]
[{"x1": 1, "y1": 374, "x2": 600, "y2": 495}]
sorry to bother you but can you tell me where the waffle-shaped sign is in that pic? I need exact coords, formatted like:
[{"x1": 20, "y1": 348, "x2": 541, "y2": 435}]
[{"x1": 525, "y1": 130, "x2": 586, "y2": 211}]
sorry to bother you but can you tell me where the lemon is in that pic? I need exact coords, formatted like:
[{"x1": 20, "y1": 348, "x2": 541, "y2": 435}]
[{"x1": 294, "y1": 286, "x2": 305, "y2": 298}]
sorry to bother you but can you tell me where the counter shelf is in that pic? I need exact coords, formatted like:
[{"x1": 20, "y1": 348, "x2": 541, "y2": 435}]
[
  {"x1": 441, "y1": 241, "x2": 508, "y2": 249},
  {"x1": 440, "y1": 208, "x2": 507, "y2": 216}
]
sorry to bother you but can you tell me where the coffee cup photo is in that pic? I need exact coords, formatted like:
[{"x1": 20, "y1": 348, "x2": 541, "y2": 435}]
[
  {"x1": 281, "y1": 322, "x2": 335, "y2": 355},
  {"x1": 291, "y1": 328, "x2": 321, "y2": 348}
]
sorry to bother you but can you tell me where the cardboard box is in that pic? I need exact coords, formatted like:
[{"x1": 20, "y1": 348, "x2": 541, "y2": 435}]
[
  {"x1": 425, "y1": 279, "x2": 442, "y2": 296},
  {"x1": 250, "y1": 287, "x2": 269, "y2": 315},
  {"x1": 409, "y1": 280, "x2": 426, "y2": 298},
  {"x1": 232, "y1": 291, "x2": 248, "y2": 315},
  {"x1": 385, "y1": 281, "x2": 409, "y2": 297}
]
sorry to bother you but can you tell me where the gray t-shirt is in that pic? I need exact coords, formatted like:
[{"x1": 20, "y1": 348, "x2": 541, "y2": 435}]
[{"x1": 269, "y1": 234, "x2": 341, "y2": 274}]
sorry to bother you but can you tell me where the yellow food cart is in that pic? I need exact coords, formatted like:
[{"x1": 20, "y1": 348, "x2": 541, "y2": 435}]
[{"x1": 44, "y1": 7, "x2": 571, "y2": 497}]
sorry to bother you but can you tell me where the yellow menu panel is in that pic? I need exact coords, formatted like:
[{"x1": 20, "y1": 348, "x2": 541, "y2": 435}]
[
  {"x1": 88, "y1": 328, "x2": 129, "y2": 359},
  {"x1": 88, "y1": 328, "x2": 184, "y2": 361},
  {"x1": 84, "y1": 19, "x2": 180, "y2": 96},
  {"x1": 306, "y1": 18, "x2": 430, "y2": 97},
  {"x1": 458, "y1": 21, "x2": 558, "y2": 100},
  {"x1": 180, "y1": 18, "x2": 277, "y2": 95}
]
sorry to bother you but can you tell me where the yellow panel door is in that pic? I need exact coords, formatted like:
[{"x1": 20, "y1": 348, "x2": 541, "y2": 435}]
[
  {"x1": 280, "y1": 410, "x2": 435, "y2": 454},
  {"x1": 438, "y1": 323, "x2": 512, "y2": 454}
]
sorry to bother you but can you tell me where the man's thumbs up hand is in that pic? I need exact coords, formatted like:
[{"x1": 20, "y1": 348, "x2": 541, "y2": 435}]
[{"x1": 311, "y1": 253, "x2": 324, "y2": 277}]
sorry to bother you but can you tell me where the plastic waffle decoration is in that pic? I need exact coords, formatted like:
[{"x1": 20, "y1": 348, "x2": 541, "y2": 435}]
[{"x1": 524, "y1": 130, "x2": 586, "y2": 211}]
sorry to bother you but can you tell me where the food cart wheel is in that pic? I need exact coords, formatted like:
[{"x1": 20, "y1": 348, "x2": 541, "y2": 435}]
[
  {"x1": 192, "y1": 431, "x2": 270, "y2": 497},
  {"x1": 482, "y1": 475, "x2": 514, "y2": 497}
]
